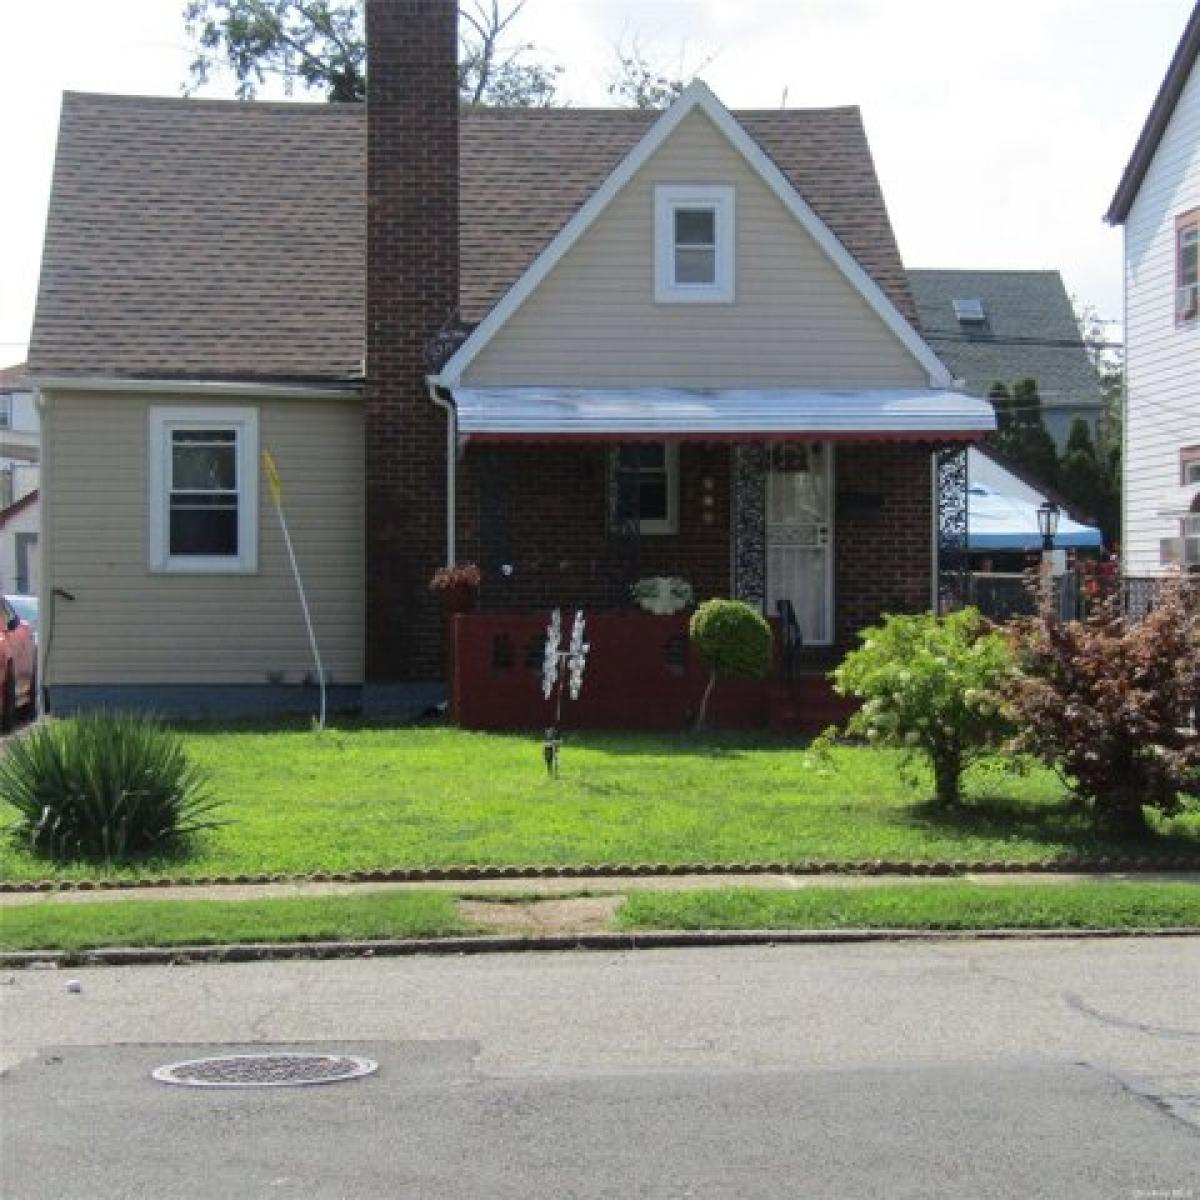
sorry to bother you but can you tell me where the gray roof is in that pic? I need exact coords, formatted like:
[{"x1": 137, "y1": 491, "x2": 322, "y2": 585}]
[
  {"x1": 906, "y1": 269, "x2": 1104, "y2": 412},
  {"x1": 30, "y1": 92, "x2": 918, "y2": 384}
]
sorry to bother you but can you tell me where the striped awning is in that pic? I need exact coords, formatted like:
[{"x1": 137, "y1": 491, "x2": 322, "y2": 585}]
[{"x1": 450, "y1": 386, "x2": 996, "y2": 442}]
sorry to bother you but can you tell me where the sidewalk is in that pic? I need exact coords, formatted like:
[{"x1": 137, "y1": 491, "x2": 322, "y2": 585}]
[{"x1": 4, "y1": 869, "x2": 1197, "y2": 908}]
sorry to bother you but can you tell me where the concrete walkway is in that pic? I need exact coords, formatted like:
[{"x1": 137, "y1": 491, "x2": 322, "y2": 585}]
[{"x1": 3, "y1": 869, "x2": 1197, "y2": 907}]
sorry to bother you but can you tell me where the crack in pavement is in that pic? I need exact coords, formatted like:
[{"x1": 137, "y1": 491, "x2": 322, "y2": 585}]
[{"x1": 1064, "y1": 992, "x2": 1200, "y2": 1042}]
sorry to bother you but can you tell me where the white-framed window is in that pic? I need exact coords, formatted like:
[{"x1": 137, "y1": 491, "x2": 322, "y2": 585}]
[
  {"x1": 654, "y1": 184, "x2": 735, "y2": 304},
  {"x1": 0, "y1": 394, "x2": 11, "y2": 430},
  {"x1": 148, "y1": 406, "x2": 259, "y2": 573},
  {"x1": 611, "y1": 443, "x2": 680, "y2": 535}
]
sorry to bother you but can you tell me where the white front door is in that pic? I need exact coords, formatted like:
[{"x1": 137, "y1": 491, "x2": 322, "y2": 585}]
[{"x1": 766, "y1": 443, "x2": 833, "y2": 645}]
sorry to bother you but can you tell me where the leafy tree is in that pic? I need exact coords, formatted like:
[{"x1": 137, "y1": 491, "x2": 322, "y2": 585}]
[
  {"x1": 1004, "y1": 577, "x2": 1200, "y2": 836},
  {"x1": 183, "y1": 0, "x2": 562, "y2": 106},
  {"x1": 607, "y1": 38, "x2": 712, "y2": 109},
  {"x1": 988, "y1": 377, "x2": 1058, "y2": 488},
  {"x1": 831, "y1": 609, "x2": 1013, "y2": 808}
]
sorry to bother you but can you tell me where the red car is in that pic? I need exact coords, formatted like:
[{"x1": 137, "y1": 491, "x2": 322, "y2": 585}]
[{"x1": 0, "y1": 595, "x2": 36, "y2": 730}]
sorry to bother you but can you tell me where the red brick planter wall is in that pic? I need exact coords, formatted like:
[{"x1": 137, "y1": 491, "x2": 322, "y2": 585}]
[{"x1": 452, "y1": 611, "x2": 773, "y2": 730}]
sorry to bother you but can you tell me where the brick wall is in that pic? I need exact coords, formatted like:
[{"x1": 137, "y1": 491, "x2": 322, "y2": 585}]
[
  {"x1": 457, "y1": 443, "x2": 732, "y2": 611},
  {"x1": 365, "y1": 0, "x2": 459, "y2": 681},
  {"x1": 835, "y1": 443, "x2": 933, "y2": 645}
]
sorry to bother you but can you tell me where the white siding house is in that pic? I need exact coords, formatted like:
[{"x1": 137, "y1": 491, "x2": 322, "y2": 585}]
[
  {"x1": 0, "y1": 365, "x2": 41, "y2": 594},
  {"x1": 1106, "y1": 4, "x2": 1200, "y2": 576}
]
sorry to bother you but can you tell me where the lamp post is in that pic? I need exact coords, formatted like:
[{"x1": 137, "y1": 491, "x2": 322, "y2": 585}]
[{"x1": 1037, "y1": 500, "x2": 1060, "y2": 606}]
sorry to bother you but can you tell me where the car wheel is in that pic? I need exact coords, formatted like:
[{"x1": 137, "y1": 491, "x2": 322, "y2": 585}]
[{"x1": 0, "y1": 669, "x2": 14, "y2": 733}]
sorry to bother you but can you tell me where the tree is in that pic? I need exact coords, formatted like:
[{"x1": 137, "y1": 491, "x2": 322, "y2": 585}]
[
  {"x1": 988, "y1": 377, "x2": 1058, "y2": 488},
  {"x1": 183, "y1": 0, "x2": 562, "y2": 106},
  {"x1": 607, "y1": 38, "x2": 711, "y2": 109},
  {"x1": 688, "y1": 600, "x2": 771, "y2": 731}
]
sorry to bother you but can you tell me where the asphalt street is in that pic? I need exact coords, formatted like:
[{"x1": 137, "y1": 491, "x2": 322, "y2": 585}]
[{"x1": 2, "y1": 938, "x2": 1198, "y2": 1198}]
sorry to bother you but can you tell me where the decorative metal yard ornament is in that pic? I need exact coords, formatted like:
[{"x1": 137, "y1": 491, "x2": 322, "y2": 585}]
[
  {"x1": 262, "y1": 450, "x2": 326, "y2": 730},
  {"x1": 541, "y1": 608, "x2": 589, "y2": 777}
]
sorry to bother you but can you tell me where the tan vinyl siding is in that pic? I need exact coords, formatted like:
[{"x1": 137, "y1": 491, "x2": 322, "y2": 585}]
[
  {"x1": 43, "y1": 390, "x2": 363, "y2": 685},
  {"x1": 464, "y1": 109, "x2": 928, "y2": 389}
]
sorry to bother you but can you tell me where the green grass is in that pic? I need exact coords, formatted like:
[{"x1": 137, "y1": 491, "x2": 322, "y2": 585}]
[
  {"x1": 1, "y1": 723, "x2": 1197, "y2": 882},
  {"x1": 616, "y1": 883, "x2": 1200, "y2": 932},
  {"x1": 0, "y1": 891, "x2": 468, "y2": 953}
]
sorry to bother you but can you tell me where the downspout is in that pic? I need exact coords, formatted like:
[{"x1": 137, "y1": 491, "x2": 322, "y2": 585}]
[{"x1": 428, "y1": 380, "x2": 457, "y2": 566}]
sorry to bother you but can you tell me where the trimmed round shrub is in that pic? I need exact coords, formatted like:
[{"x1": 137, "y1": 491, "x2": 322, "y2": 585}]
[
  {"x1": 0, "y1": 711, "x2": 220, "y2": 862},
  {"x1": 689, "y1": 599, "x2": 772, "y2": 729}
]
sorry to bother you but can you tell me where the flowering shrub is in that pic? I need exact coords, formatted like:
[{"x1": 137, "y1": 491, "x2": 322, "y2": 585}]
[
  {"x1": 689, "y1": 600, "x2": 772, "y2": 730},
  {"x1": 832, "y1": 609, "x2": 1012, "y2": 807},
  {"x1": 1004, "y1": 577, "x2": 1199, "y2": 835}
]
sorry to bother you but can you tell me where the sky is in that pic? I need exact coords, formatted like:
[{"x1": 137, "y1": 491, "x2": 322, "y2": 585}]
[{"x1": 1, "y1": 0, "x2": 1194, "y2": 366}]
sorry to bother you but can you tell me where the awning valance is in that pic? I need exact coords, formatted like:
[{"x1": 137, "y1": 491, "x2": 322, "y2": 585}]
[{"x1": 449, "y1": 386, "x2": 996, "y2": 443}]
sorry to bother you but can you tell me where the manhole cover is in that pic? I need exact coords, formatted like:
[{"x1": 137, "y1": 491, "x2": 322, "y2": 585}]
[{"x1": 152, "y1": 1053, "x2": 378, "y2": 1089}]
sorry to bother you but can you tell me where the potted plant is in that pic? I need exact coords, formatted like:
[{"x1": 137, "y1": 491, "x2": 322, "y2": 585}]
[{"x1": 429, "y1": 563, "x2": 482, "y2": 613}]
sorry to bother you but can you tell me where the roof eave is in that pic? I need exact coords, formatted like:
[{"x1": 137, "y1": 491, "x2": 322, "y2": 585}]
[{"x1": 1105, "y1": 2, "x2": 1200, "y2": 225}]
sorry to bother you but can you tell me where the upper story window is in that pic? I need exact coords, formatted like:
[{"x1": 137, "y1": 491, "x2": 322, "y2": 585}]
[
  {"x1": 654, "y1": 185, "x2": 735, "y2": 304},
  {"x1": 1178, "y1": 209, "x2": 1199, "y2": 324},
  {"x1": 148, "y1": 406, "x2": 258, "y2": 573},
  {"x1": 0, "y1": 394, "x2": 10, "y2": 430}
]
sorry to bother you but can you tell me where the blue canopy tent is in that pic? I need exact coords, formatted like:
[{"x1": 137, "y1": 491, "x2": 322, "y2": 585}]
[{"x1": 967, "y1": 484, "x2": 1103, "y2": 551}]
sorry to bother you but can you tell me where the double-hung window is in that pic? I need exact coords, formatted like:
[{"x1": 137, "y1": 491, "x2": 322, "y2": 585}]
[
  {"x1": 1178, "y1": 210, "x2": 1199, "y2": 324},
  {"x1": 654, "y1": 184, "x2": 735, "y2": 303},
  {"x1": 611, "y1": 444, "x2": 679, "y2": 535},
  {"x1": 149, "y1": 407, "x2": 258, "y2": 572}
]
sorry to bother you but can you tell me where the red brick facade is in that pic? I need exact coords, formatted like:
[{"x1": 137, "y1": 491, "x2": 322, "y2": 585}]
[
  {"x1": 365, "y1": 0, "x2": 459, "y2": 681},
  {"x1": 455, "y1": 440, "x2": 934, "y2": 651}
]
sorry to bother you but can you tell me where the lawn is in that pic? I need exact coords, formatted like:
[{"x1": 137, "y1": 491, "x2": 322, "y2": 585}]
[
  {"x1": 0, "y1": 723, "x2": 1197, "y2": 882},
  {"x1": 0, "y1": 891, "x2": 467, "y2": 952},
  {"x1": 616, "y1": 883, "x2": 1200, "y2": 932}
]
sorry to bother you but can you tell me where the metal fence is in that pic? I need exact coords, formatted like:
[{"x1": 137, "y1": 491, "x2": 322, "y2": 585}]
[{"x1": 945, "y1": 572, "x2": 1172, "y2": 624}]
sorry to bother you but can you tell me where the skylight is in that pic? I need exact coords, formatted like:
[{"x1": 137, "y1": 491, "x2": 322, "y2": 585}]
[{"x1": 953, "y1": 297, "x2": 986, "y2": 323}]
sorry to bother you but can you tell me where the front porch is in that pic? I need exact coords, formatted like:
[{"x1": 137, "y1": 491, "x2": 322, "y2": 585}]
[
  {"x1": 451, "y1": 610, "x2": 858, "y2": 732},
  {"x1": 435, "y1": 384, "x2": 989, "y2": 731}
]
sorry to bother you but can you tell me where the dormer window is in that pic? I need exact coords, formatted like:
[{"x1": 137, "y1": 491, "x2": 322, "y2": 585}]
[{"x1": 654, "y1": 184, "x2": 735, "y2": 303}]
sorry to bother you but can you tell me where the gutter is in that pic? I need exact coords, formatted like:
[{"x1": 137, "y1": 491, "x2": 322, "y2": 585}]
[
  {"x1": 428, "y1": 380, "x2": 457, "y2": 566},
  {"x1": 29, "y1": 376, "x2": 362, "y2": 401}
]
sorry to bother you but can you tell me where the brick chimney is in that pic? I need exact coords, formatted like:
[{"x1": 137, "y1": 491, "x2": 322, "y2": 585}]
[{"x1": 365, "y1": 0, "x2": 460, "y2": 690}]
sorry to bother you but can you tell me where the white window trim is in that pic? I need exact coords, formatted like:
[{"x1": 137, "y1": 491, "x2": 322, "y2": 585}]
[
  {"x1": 148, "y1": 406, "x2": 259, "y2": 574},
  {"x1": 654, "y1": 184, "x2": 735, "y2": 304},
  {"x1": 611, "y1": 443, "x2": 680, "y2": 536}
]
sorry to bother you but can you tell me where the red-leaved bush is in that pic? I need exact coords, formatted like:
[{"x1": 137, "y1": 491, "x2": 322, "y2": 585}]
[{"x1": 1003, "y1": 576, "x2": 1200, "y2": 835}]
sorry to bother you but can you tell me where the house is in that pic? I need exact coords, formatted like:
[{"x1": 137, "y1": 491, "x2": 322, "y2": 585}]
[
  {"x1": 907, "y1": 269, "x2": 1106, "y2": 449},
  {"x1": 27, "y1": 0, "x2": 993, "y2": 723},
  {"x1": 0, "y1": 363, "x2": 40, "y2": 595},
  {"x1": 1105, "y1": 1, "x2": 1199, "y2": 577}
]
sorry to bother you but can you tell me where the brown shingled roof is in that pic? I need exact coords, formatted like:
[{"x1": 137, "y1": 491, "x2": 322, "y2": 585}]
[{"x1": 30, "y1": 92, "x2": 918, "y2": 382}]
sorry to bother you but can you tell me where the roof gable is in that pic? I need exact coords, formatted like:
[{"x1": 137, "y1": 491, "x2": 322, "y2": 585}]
[
  {"x1": 440, "y1": 83, "x2": 951, "y2": 387},
  {"x1": 31, "y1": 89, "x2": 926, "y2": 383},
  {"x1": 1106, "y1": 1, "x2": 1200, "y2": 224}
]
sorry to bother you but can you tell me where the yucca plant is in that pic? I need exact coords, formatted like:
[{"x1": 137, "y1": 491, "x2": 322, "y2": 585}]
[{"x1": 0, "y1": 712, "x2": 221, "y2": 862}]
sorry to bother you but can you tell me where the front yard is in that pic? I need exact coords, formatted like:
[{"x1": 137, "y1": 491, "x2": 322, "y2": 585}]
[{"x1": 1, "y1": 723, "x2": 1197, "y2": 883}]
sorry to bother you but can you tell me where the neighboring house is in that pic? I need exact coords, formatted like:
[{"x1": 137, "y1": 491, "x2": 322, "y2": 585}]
[
  {"x1": 26, "y1": 0, "x2": 993, "y2": 719},
  {"x1": 0, "y1": 363, "x2": 40, "y2": 594},
  {"x1": 1106, "y1": 1, "x2": 1200, "y2": 577},
  {"x1": 907, "y1": 269, "x2": 1106, "y2": 449}
]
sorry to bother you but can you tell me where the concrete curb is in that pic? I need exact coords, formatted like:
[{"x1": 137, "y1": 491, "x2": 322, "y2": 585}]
[
  {"x1": 5, "y1": 926, "x2": 1200, "y2": 969},
  {"x1": 6, "y1": 855, "x2": 1200, "y2": 893}
]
